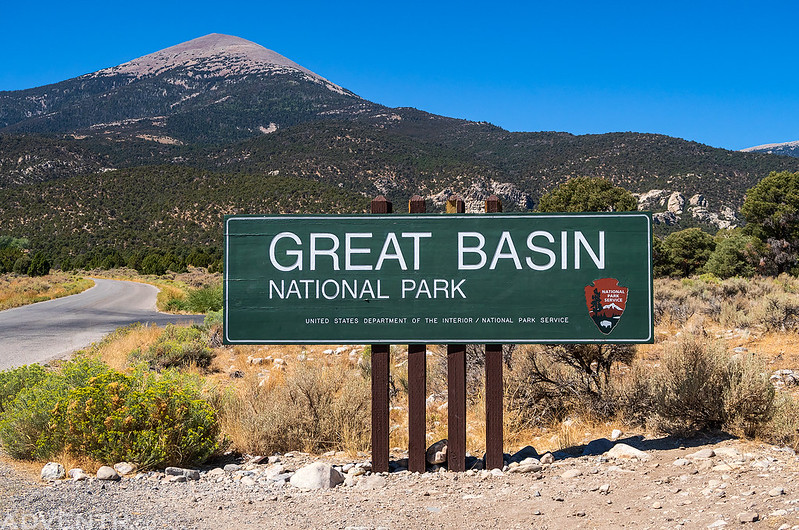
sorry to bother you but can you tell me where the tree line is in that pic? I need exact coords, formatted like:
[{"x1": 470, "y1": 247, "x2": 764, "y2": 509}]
[{"x1": 537, "y1": 173, "x2": 799, "y2": 279}]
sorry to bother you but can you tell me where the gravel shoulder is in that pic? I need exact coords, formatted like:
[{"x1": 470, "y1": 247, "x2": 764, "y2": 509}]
[{"x1": 2, "y1": 435, "x2": 799, "y2": 529}]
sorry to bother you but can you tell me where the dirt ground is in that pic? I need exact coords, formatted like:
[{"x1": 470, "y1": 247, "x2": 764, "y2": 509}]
[{"x1": 1, "y1": 434, "x2": 799, "y2": 529}]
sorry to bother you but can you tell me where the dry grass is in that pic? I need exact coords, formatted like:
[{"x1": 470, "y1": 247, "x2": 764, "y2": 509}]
[
  {"x1": 0, "y1": 273, "x2": 93, "y2": 311},
  {"x1": 94, "y1": 325, "x2": 164, "y2": 372},
  {"x1": 26, "y1": 273, "x2": 799, "y2": 460}
]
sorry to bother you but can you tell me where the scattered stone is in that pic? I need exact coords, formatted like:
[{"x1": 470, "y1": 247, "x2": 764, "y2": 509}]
[
  {"x1": 508, "y1": 463, "x2": 543, "y2": 474},
  {"x1": 96, "y1": 466, "x2": 120, "y2": 481},
  {"x1": 713, "y1": 447, "x2": 743, "y2": 461},
  {"x1": 354, "y1": 475, "x2": 386, "y2": 490},
  {"x1": 605, "y1": 443, "x2": 650, "y2": 461},
  {"x1": 240, "y1": 476, "x2": 256, "y2": 487},
  {"x1": 561, "y1": 469, "x2": 583, "y2": 479},
  {"x1": 769, "y1": 509, "x2": 788, "y2": 517},
  {"x1": 611, "y1": 429, "x2": 623, "y2": 441},
  {"x1": 599, "y1": 483, "x2": 611, "y2": 495},
  {"x1": 540, "y1": 453, "x2": 555, "y2": 465},
  {"x1": 712, "y1": 463, "x2": 740, "y2": 472},
  {"x1": 289, "y1": 462, "x2": 344, "y2": 490},
  {"x1": 71, "y1": 471, "x2": 90, "y2": 482},
  {"x1": 113, "y1": 462, "x2": 136, "y2": 476},
  {"x1": 652, "y1": 501, "x2": 662, "y2": 509},
  {"x1": 737, "y1": 512, "x2": 759, "y2": 523},
  {"x1": 769, "y1": 486, "x2": 785, "y2": 497},
  {"x1": 426, "y1": 440, "x2": 448, "y2": 465},
  {"x1": 67, "y1": 468, "x2": 84, "y2": 479},
  {"x1": 687, "y1": 448, "x2": 715, "y2": 460},
  {"x1": 165, "y1": 467, "x2": 200, "y2": 480},
  {"x1": 169, "y1": 475, "x2": 187, "y2": 483},
  {"x1": 673, "y1": 458, "x2": 690, "y2": 466},
  {"x1": 40, "y1": 462, "x2": 66, "y2": 482},
  {"x1": 207, "y1": 468, "x2": 225, "y2": 477},
  {"x1": 223, "y1": 464, "x2": 241, "y2": 473}
]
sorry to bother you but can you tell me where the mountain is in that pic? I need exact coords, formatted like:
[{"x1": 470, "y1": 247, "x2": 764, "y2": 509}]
[
  {"x1": 0, "y1": 34, "x2": 393, "y2": 144},
  {"x1": 2, "y1": 34, "x2": 799, "y2": 264},
  {"x1": 742, "y1": 140, "x2": 799, "y2": 158}
]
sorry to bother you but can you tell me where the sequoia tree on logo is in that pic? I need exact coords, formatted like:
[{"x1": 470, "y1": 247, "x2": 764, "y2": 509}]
[{"x1": 584, "y1": 278, "x2": 628, "y2": 335}]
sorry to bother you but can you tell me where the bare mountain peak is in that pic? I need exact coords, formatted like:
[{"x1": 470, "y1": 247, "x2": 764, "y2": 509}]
[{"x1": 91, "y1": 33, "x2": 345, "y2": 93}]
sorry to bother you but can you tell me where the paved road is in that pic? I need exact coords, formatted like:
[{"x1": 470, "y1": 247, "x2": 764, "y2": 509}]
[{"x1": 0, "y1": 278, "x2": 202, "y2": 369}]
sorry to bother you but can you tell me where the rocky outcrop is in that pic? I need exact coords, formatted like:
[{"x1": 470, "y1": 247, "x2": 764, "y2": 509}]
[
  {"x1": 427, "y1": 178, "x2": 534, "y2": 212},
  {"x1": 636, "y1": 189, "x2": 738, "y2": 230}
]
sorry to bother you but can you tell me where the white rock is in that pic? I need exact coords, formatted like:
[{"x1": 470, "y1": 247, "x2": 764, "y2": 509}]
[
  {"x1": 113, "y1": 462, "x2": 137, "y2": 476},
  {"x1": 354, "y1": 475, "x2": 386, "y2": 490},
  {"x1": 96, "y1": 466, "x2": 120, "y2": 481},
  {"x1": 713, "y1": 447, "x2": 743, "y2": 461},
  {"x1": 610, "y1": 429, "x2": 622, "y2": 441},
  {"x1": 289, "y1": 462, "x2": 344, "y2": 489},
  {"x1": 605, "y1": 443, "x2": 650, "y2": 461},
  {"x1": 40, "y1": 462, "x2": 65, "y2": 482},
  {"x1": 67, "y1": 468, "x2": 85, "y2": 479},
  {"x1": 687, "y1": 448, "x2": 715, "y2": 460},
  {"x1": 561, "y1": 469, "x2": 583, "y2": 479},
  {"x1": 540, "y1": 453, "x2": 555, "y2": 464}
]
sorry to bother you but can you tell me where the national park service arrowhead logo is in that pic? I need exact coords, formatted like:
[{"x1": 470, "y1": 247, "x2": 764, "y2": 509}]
[{"x1": 584, "y1": 278, "x2": 628, "y2": 335}]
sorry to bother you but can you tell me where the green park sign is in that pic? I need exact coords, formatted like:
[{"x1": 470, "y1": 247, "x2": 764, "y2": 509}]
[{"x1": 223, "y1": 213, "x2": 653, "y2": 344}]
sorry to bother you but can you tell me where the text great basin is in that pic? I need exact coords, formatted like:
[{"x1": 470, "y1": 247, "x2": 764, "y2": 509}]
[{"x1": 266, "y1": 229, "x2": 605, "y2": 300}]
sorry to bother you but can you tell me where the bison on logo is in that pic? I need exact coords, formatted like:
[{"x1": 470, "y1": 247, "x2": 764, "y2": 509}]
[{"x1": 584, "y1": 278, "x2": 628, "y2": 335}]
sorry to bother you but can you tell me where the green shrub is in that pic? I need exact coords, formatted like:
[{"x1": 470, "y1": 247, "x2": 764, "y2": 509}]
[
  {"x1": 131, "y1": 324, "x2": 213, "y2": 370},
  {"x1": 27, "y1": 252, "x2": 50, "y2": 277},
  {"x1": 53, "y1": 369, "x2": 220, "y2": 469},
  {"x1": 0, "y1": 358, "x2": 109, "y2": 459},
  {"x1": 0, "y1": 364, "x2": 48, "y2": 413},
  {"x1": 185, "y1": 284, "x2": 222, "y2": 313},
  {"x1": 0, "y1": 359, "x2": 221, "y2": 468},
  {"x1": 204, "y1": 310, "x2": 223, "y2": 329},
  {"x1": 12, "y1": 256, "x2": 31, "y2": 275}
]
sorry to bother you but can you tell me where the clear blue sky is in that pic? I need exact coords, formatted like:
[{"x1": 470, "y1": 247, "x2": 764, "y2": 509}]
[{"x1": 1, "y1": 0, "x2": 796, "y2": 150}]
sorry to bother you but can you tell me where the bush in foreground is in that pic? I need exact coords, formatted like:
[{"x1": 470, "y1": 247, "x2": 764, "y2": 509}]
[
  {"x1": 620, "y1": 330, "x2": 775, "y2": 437},
  {"x1": 220, "y1": 361, "x2": 370, "y2": 455},
  {"x1": 0, "y1": 358, "x2": 221, "y2": 469}
]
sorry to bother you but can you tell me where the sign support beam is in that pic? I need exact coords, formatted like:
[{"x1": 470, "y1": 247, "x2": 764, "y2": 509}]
[
  {"x1": 407, "y1": 195, "x2": 428, "y2": 473},
  {"x1": 370, "y1": 196, "x2": 392, "y2": 473}
]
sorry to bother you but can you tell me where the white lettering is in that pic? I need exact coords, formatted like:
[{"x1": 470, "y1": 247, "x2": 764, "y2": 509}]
[
  {"x1": 458, "y1": 232, "x2": 487, "y2": 270},
  {"x1": 269, "y1": 232, "x2": 303, "y2": 271},
  {"x1": 345, "y1": 233, "x2": 373, "y2": 271},
  {"x1": 401, "y1": 232, "x2": 432, "y2": 270},
  {"x1": 526, "y1": 231, "x2": 556, "y2": 271},
  {"x1": 489, "y1": 231, "x2": 523, "y2": 270},
  {"x1": 310, "y1": 233, "x2": 340, "y2": 271},
  {"x1": 375, "y1": 233, "x2": 408, "y2": 270},
  {"x1": 574, "y1": 231, "x2": 605, "y2": 269}
]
